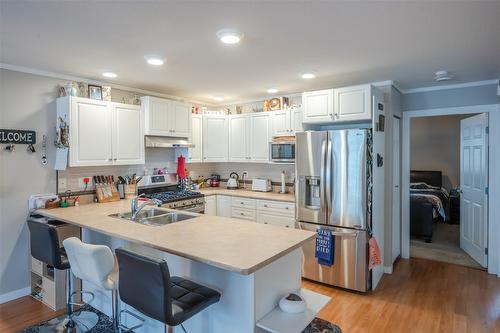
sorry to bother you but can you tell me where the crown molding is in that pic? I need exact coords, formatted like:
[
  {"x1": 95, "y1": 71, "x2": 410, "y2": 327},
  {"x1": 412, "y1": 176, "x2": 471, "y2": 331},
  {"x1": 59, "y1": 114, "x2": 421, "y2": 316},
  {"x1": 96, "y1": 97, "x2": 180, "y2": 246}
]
[
  {"x1": 403, "y1": 79, "x2": 498, "y2": 94},
  {"x1": 0, "y1": 63, "x2": 216, "y2": 107}
]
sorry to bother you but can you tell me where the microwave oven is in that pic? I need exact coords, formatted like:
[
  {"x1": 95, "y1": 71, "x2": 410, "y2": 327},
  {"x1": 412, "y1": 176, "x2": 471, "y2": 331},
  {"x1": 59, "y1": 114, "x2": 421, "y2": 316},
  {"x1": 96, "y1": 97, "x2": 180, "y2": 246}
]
[{"x1": 269, "y1": 141, "x2": 295, "y2": 163}]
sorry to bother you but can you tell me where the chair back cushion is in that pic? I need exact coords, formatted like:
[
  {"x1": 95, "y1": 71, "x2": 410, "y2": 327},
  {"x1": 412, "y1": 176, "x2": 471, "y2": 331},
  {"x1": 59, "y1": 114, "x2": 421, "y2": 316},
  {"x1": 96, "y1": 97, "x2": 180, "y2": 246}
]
[
  {"x1": 115, "y1": 248, "x2": 171, "y2": 323},
  {"x1": 27, "y1": 218, "x2": 68, "y2": 270},
  {"x1": 63, "y1": 237, "x2": 115, "y2": 289}
]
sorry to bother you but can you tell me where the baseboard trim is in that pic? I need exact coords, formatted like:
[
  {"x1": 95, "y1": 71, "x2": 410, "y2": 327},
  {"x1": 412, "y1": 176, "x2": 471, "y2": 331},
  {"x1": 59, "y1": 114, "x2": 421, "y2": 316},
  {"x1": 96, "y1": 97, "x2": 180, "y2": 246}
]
[
  {"x1": 384, "y1": 265, "x2": 393, "y2": 274},
  {"x1": 0, "y1": 286, "x2": 31, "y2": 304}
]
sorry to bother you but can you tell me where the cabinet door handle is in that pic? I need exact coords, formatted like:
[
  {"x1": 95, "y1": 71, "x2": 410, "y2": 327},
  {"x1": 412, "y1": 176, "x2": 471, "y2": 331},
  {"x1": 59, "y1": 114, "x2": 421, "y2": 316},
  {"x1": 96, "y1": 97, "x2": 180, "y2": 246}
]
[
  {"x1": 285, "y1": 225, "x2": 289, "y2": 228},
  {"x1": 263, "y1": 204, "x2": 268, "y2": 207}
]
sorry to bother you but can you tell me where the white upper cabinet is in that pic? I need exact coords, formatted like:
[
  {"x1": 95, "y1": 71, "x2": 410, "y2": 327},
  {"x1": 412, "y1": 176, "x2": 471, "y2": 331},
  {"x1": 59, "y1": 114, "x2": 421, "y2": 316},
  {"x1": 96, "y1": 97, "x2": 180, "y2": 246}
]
[
  {"x1": 249, "y1": 113, "x2": 271, "y2": 162},
  {"x1": 188, "y1": 114, "x2": 202, "y2": 163},
  {"x1": 334, "y1": 84, "x2": 372, "y2": 122},
  {"x1": 57, "y1": 96, "x2": 144, "y2": 167},
  {"x1": 113, "y1": 104, "x2": 145, "y2": 165},
  {"x1": 292, "y1": 107, "x2": 304, "y2": 133},
  {"x1": 172, "y1": 101, "x2": 191, "y2": 137},
  {"x1": 302, "y1": 89, "x2": 334, "y2": 123},
  {"x1": 203, "y1": 115, "x2": 228, "y2": 162},
  {"x1": 142, "y1": 96, "x2": 191, "y2": 138},
  {"x1": 229, "y1": 115, "x2": 249, "y2": 162},
  {"x1": 270, "y1": 110, "x2": 292, "y2": 137},
  {"x1": 228, "y1": 113, "x2": 270, "y2": 162}
]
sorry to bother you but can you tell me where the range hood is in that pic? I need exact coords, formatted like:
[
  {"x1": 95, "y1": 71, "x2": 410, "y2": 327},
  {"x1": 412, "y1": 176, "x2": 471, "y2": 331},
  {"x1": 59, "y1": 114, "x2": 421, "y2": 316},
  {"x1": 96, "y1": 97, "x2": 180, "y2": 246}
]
[{"x1": 145, "y1": 136, "x2": 194, "y2": 148}]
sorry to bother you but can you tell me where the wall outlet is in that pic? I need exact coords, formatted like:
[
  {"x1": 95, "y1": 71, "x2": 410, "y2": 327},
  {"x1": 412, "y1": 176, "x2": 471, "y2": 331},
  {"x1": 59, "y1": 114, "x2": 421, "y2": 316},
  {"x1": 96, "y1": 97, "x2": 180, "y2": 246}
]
[
  {"x1": 78, "y1": 177, "x2": 92, "y2": 189},
  {"x1": 58, "y1": 177, "x2": 67, "y2": 190}
]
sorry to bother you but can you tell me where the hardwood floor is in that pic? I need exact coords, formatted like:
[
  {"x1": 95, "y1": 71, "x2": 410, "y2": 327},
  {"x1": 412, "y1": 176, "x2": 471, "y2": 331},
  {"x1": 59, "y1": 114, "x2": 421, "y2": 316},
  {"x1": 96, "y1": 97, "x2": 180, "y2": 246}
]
[
  {"x1": 1, "y1": 258, "x2": 499, "y2": 333},
  {"x1": 304, "y1": 258, "x2": 500, "y2": 333},
  {"x1": 0, "y1": 296, "x2": 65, "y2": 333}
]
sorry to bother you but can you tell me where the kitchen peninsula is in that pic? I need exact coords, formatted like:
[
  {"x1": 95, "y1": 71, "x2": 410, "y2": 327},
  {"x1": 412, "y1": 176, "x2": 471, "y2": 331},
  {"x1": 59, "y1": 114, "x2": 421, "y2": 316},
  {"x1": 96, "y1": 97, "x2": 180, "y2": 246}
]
[{"x1": 35, "y1": 200, "x2": 324, "y2": 333}]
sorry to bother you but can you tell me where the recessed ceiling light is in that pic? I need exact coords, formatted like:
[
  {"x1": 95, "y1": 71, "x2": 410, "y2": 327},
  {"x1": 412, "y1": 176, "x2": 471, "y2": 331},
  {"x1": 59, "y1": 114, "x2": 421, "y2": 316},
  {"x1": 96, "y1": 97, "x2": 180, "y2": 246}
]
[
  {"x1": 213, "y1": 96, "x2": 225, "y2": 102},
  {"x1": 434, "y1": 70, "x2": 455, "y2": 82},
  {"x1": 301, "y1": 73, "x2": 316, "y2": 79},
  {"x1": 144, "y1": 55, "x2": 165, "y2": 66},
  {"x1": 102, "y1": 72, "x2": 117, "y2": 78},
  {"x1": 216, "y1": 29, "x2": 243, "y2": 44},
  {"x1": 267, "y1": 88, "x2": 279, "y2": 94}
]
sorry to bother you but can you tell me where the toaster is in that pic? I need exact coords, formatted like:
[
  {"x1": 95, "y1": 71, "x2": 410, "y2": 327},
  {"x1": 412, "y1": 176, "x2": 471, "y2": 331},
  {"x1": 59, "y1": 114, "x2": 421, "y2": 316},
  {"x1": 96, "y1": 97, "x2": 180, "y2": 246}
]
[{"x1": 251, "y1": 179, "x2": 272, "y2": 192}]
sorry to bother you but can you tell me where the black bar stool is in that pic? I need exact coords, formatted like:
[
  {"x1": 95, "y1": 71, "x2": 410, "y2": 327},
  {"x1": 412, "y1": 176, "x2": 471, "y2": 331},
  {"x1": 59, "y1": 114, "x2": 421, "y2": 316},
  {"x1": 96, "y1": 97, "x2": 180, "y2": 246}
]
[
  {"x1": 115, "y1": 248, "x2": 221, "y2": 333},
  {"x1": 27, "y1": 216, "x2": 98, "y2": 333}
]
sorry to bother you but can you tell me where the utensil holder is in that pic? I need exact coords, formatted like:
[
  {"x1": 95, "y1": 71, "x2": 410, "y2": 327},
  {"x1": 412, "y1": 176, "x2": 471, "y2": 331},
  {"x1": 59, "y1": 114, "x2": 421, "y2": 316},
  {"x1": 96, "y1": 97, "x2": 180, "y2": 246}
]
[{"x1": 124, "y1": 184, "x2": 137, "y2": 199}]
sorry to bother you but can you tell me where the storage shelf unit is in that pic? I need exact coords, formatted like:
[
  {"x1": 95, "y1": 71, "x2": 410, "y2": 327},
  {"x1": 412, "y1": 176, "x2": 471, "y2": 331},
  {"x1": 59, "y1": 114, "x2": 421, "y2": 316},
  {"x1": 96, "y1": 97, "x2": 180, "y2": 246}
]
[
  {"x1": 256, "y1": 288, "x2": 331, "y2": 333},
  {"x1": 30, "y1": 222, "x2": 80, "y2": 310}
]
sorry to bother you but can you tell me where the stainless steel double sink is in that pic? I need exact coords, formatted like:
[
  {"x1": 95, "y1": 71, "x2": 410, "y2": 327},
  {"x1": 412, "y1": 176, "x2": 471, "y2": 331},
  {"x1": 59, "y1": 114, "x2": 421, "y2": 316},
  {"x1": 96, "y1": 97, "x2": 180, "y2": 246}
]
[{"x1": 109, "y1": 208, "x2": 196, "y2": 227}]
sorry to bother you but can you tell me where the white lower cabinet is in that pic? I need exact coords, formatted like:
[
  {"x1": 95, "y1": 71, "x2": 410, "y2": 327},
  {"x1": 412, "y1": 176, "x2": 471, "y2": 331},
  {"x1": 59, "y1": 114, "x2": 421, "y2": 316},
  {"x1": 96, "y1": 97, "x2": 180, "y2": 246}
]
[
  {"x1": 204, "y1": 195, "x2": 217, "y2": 216},
  {"x1": 256, "y1": 212, "x2": 295, "y2": 228},
  {"x1": 231, "y1": 207, "x2": 256, "y2": 221},
  {"x1": 216, "y1": 195, "x2": 232, "y2": 217},
  {"x1": 206, "y1": 194, "x2": 295, "y2": 228}
]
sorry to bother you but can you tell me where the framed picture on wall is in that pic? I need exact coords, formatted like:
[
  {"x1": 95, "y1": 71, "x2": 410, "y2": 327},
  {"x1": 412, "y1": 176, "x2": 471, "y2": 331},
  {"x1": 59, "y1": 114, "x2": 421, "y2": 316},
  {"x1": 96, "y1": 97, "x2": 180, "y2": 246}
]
[{"x1": 88, "y1": 85, "x2": 102, "y2": 100}]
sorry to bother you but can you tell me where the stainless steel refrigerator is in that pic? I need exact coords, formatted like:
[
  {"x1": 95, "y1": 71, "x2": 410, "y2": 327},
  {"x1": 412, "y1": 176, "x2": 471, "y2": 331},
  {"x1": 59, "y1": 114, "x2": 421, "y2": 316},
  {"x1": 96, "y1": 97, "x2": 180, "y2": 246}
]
[{"x1": 295, "y1": 129, "x2": 372, "y2": 292}]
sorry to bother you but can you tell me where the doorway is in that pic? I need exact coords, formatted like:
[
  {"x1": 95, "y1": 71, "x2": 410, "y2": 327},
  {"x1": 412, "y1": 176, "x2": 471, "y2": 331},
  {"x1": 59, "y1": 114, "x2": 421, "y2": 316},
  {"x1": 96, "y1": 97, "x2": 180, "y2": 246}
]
[
  {"x1": 401, "y1": 104, "x2": 500, "y2": 276},
  {"x1": 408, "y1": 114, "x2": 483, "y2": 268}
]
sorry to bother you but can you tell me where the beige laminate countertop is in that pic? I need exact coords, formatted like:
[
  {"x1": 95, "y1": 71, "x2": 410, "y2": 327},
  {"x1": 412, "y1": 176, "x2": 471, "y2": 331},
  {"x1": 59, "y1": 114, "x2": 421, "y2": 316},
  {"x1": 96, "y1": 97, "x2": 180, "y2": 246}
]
[
  {"x1": 35, "y1": 200, "x2": 312, "y2": 275},
  {"x1": 199, "y1": 188, "x2": 295, "y2": 202}
]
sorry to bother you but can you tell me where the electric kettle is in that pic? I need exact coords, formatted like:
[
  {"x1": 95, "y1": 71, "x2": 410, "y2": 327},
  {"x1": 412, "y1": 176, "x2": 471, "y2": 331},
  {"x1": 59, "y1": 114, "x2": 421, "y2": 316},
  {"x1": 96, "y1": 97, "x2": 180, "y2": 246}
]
[{"x1": 227, "y1": 172, "x2": 239, "y2": 190}]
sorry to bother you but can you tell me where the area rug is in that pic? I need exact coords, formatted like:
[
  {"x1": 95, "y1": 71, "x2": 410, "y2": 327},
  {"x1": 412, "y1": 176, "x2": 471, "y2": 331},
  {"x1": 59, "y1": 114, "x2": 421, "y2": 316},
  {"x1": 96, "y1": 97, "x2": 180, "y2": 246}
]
[{"x1": 19, "y1": 305, "x2": 343, "y2": 333}]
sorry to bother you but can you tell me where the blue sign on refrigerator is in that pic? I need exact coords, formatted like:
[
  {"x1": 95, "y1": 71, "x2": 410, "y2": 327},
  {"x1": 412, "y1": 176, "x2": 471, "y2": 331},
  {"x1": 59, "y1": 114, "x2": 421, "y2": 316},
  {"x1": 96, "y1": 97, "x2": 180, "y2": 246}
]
[{"x1": 315, "y1": 228, "x2": 334, "y2": 266}]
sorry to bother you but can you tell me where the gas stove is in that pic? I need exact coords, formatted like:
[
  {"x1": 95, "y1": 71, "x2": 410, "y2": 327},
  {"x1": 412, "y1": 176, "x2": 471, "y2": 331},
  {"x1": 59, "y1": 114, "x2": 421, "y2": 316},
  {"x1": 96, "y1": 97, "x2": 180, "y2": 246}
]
[
  {"x1": 137, "y1": 174, "x2": 205, "y2": 213},
  {"x1": 144, "y1": 191, "x2": 205, "y2": 210}
]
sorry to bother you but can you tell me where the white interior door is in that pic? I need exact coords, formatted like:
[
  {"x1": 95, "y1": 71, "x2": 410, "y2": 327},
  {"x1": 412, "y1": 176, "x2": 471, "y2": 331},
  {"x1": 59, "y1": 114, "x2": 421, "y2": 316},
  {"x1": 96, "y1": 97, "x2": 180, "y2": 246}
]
[
  {"x1": 392, "y1": 117, "x2": 401, "y2": 262},
  {"x1": 460, "y1": 113, "x2": 488, "y2": 267}
]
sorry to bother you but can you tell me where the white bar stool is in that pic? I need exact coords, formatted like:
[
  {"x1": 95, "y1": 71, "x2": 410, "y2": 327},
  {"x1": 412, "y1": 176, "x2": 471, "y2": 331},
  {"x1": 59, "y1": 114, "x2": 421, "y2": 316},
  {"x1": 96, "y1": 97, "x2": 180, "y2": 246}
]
[{"x1": 63, "y1": 237, "x2": 120, "y2": 332}]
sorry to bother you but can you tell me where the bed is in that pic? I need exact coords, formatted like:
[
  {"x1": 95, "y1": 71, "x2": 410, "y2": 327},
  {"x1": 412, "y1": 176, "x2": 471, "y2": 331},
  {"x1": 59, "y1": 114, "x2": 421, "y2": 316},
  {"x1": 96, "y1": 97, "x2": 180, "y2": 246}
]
[{"x1": 410, "y1": 170, "x2": 450, "y2": 242}]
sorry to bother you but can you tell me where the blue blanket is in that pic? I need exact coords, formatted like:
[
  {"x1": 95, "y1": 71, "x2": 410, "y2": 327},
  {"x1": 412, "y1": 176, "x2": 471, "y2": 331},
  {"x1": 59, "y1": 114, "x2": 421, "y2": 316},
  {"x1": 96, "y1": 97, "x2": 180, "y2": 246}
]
[{"x1": 315, "y1": 228, "x2": 335, "y2": 266}]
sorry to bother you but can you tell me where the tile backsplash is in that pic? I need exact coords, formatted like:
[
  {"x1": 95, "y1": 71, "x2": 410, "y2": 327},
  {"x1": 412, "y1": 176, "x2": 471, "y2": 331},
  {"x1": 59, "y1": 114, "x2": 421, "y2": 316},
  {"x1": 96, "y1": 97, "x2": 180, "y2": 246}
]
[{"x1": 58, "y1": 149, "x2": 295, "y2": 193}]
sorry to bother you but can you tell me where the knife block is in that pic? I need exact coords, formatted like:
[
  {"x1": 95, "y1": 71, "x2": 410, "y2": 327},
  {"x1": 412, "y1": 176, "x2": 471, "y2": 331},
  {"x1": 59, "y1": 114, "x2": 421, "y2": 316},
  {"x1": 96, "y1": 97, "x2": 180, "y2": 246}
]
[{"x1": 96, "y1": 185, "x2": 120, "y2": 203}]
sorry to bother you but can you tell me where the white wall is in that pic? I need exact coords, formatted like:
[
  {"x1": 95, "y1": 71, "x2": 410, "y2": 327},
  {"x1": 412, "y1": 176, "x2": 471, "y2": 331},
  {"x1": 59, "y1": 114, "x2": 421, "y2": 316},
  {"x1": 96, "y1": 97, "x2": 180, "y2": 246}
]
[
  {"x1": 0, "y1": 69, "x2": 60, "y2": 298},
  {"x1": 410, "y1": 114, "x2": 473, "y2": 190}
]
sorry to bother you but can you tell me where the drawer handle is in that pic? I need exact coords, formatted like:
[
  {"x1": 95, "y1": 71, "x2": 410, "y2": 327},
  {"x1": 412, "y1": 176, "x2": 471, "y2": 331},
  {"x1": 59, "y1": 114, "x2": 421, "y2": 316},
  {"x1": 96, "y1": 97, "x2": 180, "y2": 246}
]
[
  {"x1": 264, "y1": 222, "x2": 268, "y2": 224},
  {"x1": 240, "y1": 213, "x2": 244, "y2": 215},
  {"x1": 240, "y1": 202, "x2": 244, "y2": 204},
  {"x1": 264, "y1": 204, "x2": 268, "y2": 208},
  {"x1": 285, "y1": 207, "x2": 289, "y2": 210},
  {"x1": 285, "y1": 225, "x2": 289, "y2": 228}
]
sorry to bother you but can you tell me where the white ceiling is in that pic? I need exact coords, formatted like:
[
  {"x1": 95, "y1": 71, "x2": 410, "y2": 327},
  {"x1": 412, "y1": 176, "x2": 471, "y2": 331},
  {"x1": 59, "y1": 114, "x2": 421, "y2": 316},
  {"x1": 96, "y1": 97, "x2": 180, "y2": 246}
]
[{"x1": 1, "y1": 1, "x2": 499, "y2": 104}]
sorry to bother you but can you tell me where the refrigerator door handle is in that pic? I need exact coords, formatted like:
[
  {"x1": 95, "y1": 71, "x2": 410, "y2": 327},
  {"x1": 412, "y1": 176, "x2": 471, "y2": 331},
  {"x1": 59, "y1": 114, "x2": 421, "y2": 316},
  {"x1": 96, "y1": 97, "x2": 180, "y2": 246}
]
[
  {"x1": 320, "y1": 139, "x2": 327, "y2": 220},
  {"x1": 331, "y1": 231, "x2": 358, "y2": 238},
  {"x1": 325, "y1": 138, "x2": 332, "y2": 221}
]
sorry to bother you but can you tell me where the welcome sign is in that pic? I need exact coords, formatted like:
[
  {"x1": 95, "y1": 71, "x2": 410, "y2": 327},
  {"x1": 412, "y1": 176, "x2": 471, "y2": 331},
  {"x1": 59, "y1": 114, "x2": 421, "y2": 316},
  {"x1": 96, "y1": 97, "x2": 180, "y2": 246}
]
[{"x1": 0, "y1": 129, "x2": 36, "y2": 144}]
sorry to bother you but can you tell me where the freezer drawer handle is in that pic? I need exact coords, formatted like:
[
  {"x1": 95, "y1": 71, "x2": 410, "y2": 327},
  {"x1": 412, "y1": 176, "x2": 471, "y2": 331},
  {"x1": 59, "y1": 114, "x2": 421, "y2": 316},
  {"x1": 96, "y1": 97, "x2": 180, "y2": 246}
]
[{"x1": 331, "y1": 231, "x2": 357, "y2": 238}]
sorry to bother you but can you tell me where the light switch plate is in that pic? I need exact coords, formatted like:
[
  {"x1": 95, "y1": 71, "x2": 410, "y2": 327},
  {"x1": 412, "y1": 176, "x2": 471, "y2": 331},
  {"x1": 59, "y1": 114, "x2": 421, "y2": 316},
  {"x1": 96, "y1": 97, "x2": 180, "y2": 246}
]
[{"x1": 58, "y1": 177, "x2": 67, "y2": 189}]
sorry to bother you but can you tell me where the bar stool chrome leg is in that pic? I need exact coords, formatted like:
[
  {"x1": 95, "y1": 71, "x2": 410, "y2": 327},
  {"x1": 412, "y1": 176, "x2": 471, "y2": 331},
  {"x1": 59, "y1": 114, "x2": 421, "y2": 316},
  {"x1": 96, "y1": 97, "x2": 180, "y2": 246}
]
[
  {"x1": 111, "y1": 290, "x2": 120, "y2": 331},
  {"x1": 64, "y1": 270, "x2": 99, "y2": 332}
]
